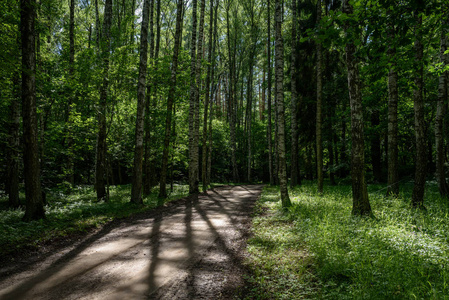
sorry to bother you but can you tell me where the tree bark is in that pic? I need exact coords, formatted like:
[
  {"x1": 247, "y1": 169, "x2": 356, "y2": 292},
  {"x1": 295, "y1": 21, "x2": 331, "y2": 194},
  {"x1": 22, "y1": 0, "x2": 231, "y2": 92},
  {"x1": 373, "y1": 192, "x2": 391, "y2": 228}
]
[
  {"x1": 267, "y1": 0, "x2": 274, "y2": 185},
  {"x1": 130, "y1": 0, "x2": 150, "y2": 204},
  {"x1": 21, "y1": 0, "x2": 45, "y2": 221},
  {"x1": 95, "y1": 0, "x2": 113, "y2": 202},
  {"x1": 386, "y1": 9, "x2": 399, "y2": 197},
  {"x1": 435, "y1": 15, "x2": 449, "y2": 198},
  {"x1": 206, "y1": 1, "x2": 219, "y2": 187},
  {"x1": 194, "y1": 0, "x2": 205, "y2": 189},
  {"x1": 290, "y1": 0, "x2": 299, "y2": 187},
  {"x1": 143, "y1": 0, "x2": 154, "y2": 195},
  {"x1": 66, "y1": 0, "x2": 75, "y2": 185},
  {"x1": 275, "y1": 0, "x2": 291, "y2": 207},
  {"x1": 159, "y1": 0, "x2": 184, "y2": 198},
  {"x1": 316, "y1": 0, "x2": 323, "y2": 194},
  {"x1": 412, "y1": 9, "x2": 426, "y2": 208},
  {"x1": 226, "y1": 1, "x2": 239, "y2": 183},
  {"x1": 202, "y1": 0, "x2": 214, "y2": 191},
  {"x1": 343, "y1": 0, "x2": 371, "y2": 216}
]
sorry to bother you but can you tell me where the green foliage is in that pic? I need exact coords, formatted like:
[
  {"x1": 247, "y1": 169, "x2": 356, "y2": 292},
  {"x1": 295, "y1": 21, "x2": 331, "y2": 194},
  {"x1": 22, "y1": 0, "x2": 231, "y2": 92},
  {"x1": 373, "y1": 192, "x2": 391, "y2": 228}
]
[
  {"x1": 245, "y1": 182, "x2": 449, "y2": 299},
  {"x1": 0, "y1": 184, "x2": 189, "y2": 257}
]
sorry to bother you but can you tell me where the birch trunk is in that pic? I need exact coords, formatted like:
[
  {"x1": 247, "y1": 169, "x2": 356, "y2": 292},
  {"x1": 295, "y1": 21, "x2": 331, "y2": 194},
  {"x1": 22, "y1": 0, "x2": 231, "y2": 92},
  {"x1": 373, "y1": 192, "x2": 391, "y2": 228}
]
[
  {"x1": 386, "y1": 10, "x2": 399, "y2": 197},
  {"x1": 158, "y1": 0, "x2": 183, "y2": 198},
  {"x1": 412, "y1": 10, "x2": 426, "y2": 208},
  {"x1": 130, "y1": 0, "x2": 150, "y2": 204},
  {"x1": 95, "y1": 0, "x2": 113, "y2": 201},
  {"x1": 290, "y1": 0, "x2": 299, "y2": 187},
  {"x1": 66, "y1": 0, "x2": 75, "y2": 185},
  {"x1": 202, "y1": 0, "x2": 214, "y2": 191},
  {"x1": 435, "y1": 16, "x2": 449, "y2": 198},
  {"x1": 316, "y1": 0, "x2": 323, "y2": 194},
  {"x1": 188, "y1": 0, "x2": 199, "y2": 194},
  {"x1": 193, "y1": 0, "x2": 205, "y2": 190},
  {"x1": 275, "y1": 0, "x2": 291, "y2": 207},
  {"x1": 343, "y1": 0, "x2": 371, "y2": 216},
  {"x1": 267, "y1": 0, "x2": 274, "y2": 185}
]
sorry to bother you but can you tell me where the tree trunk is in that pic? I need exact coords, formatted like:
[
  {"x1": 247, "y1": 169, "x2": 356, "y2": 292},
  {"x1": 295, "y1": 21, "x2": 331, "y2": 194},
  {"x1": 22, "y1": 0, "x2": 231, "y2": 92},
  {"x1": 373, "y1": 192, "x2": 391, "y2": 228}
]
[
  {"x1": 159, "y1": 0, "x2": 183, "y2": 198},
  {"x1": 21, "y1": 0, "x2": 45, "y2": 221},
  {"x1": 202, "y1": 0, "x2": 214, "y2": 191},
  {"x1": 194, "y1": 0, "x2": 205, "y2": 189},
  {"x1": 343, "y1": 0, "x2": 371, "y2": 216},
  {"x1": 143, "y1": 0, "x2": 154, "y2": 196},
  {"x1": 66, "y1": 0, "x2": 75, "y2": 185},
  {"x1": 412, "y1": 9, "x2": 426, "y2": 209},
  {"x1": 290, "y1": 0, "x2": 299, "y2": 187},
  {"x1": 267, "y1": 0, "x2": 274, "y2": 185},
  {"x1": 207, "y1": 1, "x2": 219, "y2": 187},
  {"x1": 95, "y1": 0, "x2": 113, "y2": 202},
  {"x1": 226, "y1": 3, "x2": 239, "y2": 183},
  {"x1": 386, "y1": 10, "x2": 399, "y2": 197},
  {"x1": 275, "y1": 0, "x2": 291, "y2": 207},
  {"x1": 316, "y1": 0, "x2": 323, "y2": 194},
  {"x1": 130, "y1": 0, "x2": 150, "y2": 204},
  {"x1": 435, "y1": 16, "x2": 449, "y2": 198}
]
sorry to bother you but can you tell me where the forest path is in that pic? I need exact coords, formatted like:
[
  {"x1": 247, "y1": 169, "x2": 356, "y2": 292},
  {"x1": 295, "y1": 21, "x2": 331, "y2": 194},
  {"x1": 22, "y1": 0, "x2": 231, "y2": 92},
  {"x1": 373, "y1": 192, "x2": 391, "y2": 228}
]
[{"x1": 0, "y1": 185, "x2": 263, "y2": 300}]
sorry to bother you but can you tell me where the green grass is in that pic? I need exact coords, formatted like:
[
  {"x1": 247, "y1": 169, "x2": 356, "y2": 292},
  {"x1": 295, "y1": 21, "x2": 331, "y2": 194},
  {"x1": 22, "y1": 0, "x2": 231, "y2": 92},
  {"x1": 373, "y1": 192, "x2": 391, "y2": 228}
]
[
  {"x1": 244, "y1": 181, "x2": 449, "y2": 299},
  {"x1": 0, "y1": 184, "x2": 189, "y2": 257}
]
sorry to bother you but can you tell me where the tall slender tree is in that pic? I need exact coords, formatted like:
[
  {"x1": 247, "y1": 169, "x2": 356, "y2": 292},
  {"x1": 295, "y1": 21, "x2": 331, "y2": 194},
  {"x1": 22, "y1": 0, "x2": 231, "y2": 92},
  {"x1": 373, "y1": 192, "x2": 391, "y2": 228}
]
[
  {"x1": 342, "y1": 0, "x2": 371, "y2": 216},
  {"x1": 386, "y1": 7, "x2": 399, "y2": 197},
  {"x1": 316, "y1": 0, "x2": 323, "y2": 194},
  {"x1": 290, "y1": 0, "x2": 299, "y2": 187},
  {"x1": 130, "y1": 0, "x2": 150, "y2": 204},
  {"x1": 66, "y1": 0, "x2": 75, "y2": 185},
  {"x1": 95, "y1": 0, "x2": 113, "y2": 201},
  {"x1": 159, "y1": 0, "x2": 184, "y2": 198},
  {"x1": 188, "y1": 0, "x2": 199, "y2": 194},
  {"x1": 21, "y1": 0, "x2": 45, "y2": 221},
  {"x1": 267, "y1": 0, "x2": 274, "y2": 185},
  {"x1": 202, "y1": 0, "x2": 214, "y2": 191},
  {"x1": 275, "y1": 0, "x2": 291, "y2": 207},
  {"x1": 411, "y1": 3, "x2": 426, "y2": 208},
  {"x1": 194, "y1": 0, "x2": 205, "y2": 189},
  {"x1": 435, "y1": 14, "x2": 449, "y2": 198}
]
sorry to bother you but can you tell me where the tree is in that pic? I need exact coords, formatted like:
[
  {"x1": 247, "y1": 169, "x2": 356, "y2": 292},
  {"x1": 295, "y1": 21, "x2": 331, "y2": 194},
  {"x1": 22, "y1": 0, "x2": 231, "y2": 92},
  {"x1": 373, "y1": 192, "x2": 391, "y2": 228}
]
[
  {"x1": 95, "y1": 0, "x2": 113, "y2": 201},
  {"x1": 316, "y1": 0, "x2": 323, "y2": 194},
  {"x1": 342, "y1": 0, "x2": 371, "y2": 216},
  {"x1": 411, "y1": 2, "x2": 426, "y2": 209},
  {"x1": 202, "y1": 0, "x2": 215, "y2": 191},
  {"x1": 386, "y1": 7, "x2": 399, "y2": 197},
  {"x1": 290, "y1": 0, "x2": 299, "y2": 187},
  {"x1": 435, "y1": 13, "x2": 449, "y2": 198},
  {"x1": 267, "y1": 0, "x2": 274, "y2": 185},
  {"x1": 130, "y1": 0, "x2": 150, "y2": 204},
  {"x1": 275, "y1": 0, "x2": 291, "y2": 207},
  {"x1": 188, "y1": 0, "x2": 199, "y2": 194},
  {"x1": 65, "y1": 0, "x2": 75, "y2": 185},
  {"x1": 21, "y1": 0, "x2": 45, "y2": 221},
  {"x1": 159, "y1": 0, "x2": 184, "y2": 198}
]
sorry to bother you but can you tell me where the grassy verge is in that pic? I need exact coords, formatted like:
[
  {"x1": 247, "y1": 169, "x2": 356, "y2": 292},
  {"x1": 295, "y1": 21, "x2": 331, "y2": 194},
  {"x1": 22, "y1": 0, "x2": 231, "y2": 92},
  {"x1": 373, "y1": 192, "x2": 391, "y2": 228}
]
[
  {"x1": 0, "y1": 184, "x2": 189, "y2": 257},
  {"x1": 244, "y1": 181, "x2": 449, "y2": 299}
]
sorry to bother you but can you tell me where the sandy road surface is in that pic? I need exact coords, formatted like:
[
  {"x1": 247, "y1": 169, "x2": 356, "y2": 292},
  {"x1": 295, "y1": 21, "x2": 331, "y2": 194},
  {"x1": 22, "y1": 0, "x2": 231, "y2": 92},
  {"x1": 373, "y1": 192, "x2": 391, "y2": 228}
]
[{"x1": 0, "y1": 185, "x2": 262, "y2": 300}]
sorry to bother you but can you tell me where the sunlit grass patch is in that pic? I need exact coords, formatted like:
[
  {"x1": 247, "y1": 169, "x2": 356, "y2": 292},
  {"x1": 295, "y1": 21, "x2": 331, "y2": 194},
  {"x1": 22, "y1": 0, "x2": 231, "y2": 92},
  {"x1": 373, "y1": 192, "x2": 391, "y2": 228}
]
[{"x1": 245, "y1": 182, "x2": 449, "y2": 299}]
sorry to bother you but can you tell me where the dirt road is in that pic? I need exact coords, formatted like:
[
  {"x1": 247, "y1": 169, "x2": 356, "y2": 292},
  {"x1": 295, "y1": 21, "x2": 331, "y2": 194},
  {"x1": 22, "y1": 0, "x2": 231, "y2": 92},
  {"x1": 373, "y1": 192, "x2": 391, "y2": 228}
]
[{"x1": 0, "y1": 185, "x2": 262, "y2": 300}]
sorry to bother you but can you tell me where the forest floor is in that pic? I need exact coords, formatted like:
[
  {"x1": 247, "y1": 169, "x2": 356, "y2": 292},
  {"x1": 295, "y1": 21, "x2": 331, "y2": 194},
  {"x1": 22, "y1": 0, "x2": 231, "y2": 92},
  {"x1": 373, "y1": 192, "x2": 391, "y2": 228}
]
[{"x1": 0, "y1": 185, "x2": 262, "y2": 300}]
